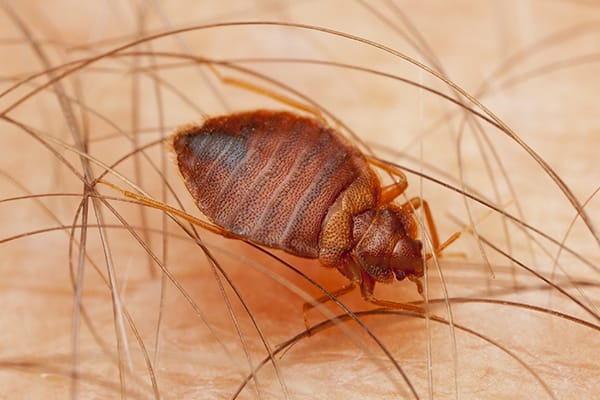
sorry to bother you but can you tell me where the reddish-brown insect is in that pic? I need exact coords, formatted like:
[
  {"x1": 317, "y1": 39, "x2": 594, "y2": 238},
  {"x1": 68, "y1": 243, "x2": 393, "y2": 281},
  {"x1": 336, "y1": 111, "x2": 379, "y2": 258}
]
[{"x1": 172, "y1": 110, "x2": 454, "y2": 317}]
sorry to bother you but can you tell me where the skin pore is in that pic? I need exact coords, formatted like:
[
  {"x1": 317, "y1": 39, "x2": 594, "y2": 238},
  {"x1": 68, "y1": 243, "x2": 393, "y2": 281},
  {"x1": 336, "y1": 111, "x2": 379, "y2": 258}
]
[{"x1": 0, "y1": 1, "x2": 598, "y2": 399}]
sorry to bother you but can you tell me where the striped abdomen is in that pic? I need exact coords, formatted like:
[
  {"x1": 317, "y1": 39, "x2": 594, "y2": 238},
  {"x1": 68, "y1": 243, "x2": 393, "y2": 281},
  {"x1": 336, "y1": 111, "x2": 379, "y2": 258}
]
[{"x1": 172, "y1": 110, "x2": 378, "y2": 258}]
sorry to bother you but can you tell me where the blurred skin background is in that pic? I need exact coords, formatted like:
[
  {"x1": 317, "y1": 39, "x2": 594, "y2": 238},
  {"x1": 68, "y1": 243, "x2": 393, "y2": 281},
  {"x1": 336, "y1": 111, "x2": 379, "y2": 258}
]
[{"x1": 0, "y1": 1, "x2": 598, "y2": 399}]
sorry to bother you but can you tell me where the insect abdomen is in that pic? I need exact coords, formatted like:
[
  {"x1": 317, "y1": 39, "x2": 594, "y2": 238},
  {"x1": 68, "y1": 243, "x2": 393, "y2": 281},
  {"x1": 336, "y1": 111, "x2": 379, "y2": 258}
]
[{"x1": 172, "y1": 110, "x2": 375, "y2": 257}]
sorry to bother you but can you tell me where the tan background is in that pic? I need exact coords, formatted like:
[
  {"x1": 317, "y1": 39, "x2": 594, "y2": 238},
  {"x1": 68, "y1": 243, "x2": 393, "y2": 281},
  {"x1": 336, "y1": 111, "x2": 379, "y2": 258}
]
[{"x1": 0, "y1": 1, "x2": 598, "y2": 399}]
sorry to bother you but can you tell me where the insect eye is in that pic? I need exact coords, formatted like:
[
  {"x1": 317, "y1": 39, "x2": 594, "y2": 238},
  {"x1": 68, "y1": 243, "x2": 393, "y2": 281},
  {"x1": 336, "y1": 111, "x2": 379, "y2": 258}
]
[
  {"x1": 415, "y1": 240, "x2": 423, "y2": 253},
  {"x1": 394, "y1": 270, "x2": 406, "y2": 281}
]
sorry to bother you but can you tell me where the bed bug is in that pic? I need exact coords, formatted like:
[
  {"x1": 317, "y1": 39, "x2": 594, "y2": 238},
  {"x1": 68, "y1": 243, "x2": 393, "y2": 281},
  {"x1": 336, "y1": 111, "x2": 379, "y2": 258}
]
[{"x1": 170, "y1": 109, "x2": 458, "y2": 323}]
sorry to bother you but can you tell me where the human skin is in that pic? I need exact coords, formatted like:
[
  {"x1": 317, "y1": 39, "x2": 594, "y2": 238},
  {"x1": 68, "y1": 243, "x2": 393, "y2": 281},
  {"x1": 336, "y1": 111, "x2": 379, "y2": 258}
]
[{"x1": 0, "y1": 1, "x2": 598, "y2": 399}]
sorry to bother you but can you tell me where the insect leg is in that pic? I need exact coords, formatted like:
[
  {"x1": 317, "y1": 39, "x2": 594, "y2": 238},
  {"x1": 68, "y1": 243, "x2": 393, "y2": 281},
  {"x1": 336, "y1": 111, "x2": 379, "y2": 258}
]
[
  {"x1": 401, "y1": 197, "x2": 441, "y2": 250},
  {"x1": 365, "y1": 155, "x2": 411, "y2": 205},
  {"x1": 99, "y1": 180, "x2": 234, "y2": 238},
  {"x1": 303, "y1": 282, "x2": 357, "y2": 332},
  {"x1": 402, "y1": 197, "x2": 461, "y2": 258},
  {"x1": 359, "y1": 272, "x2": 426, "y2": 314},
  {"x1": 207, "y1": 63, "x2": 325, "y2": 122},
  {"x1": 428, "y1": 232, "x2": 461, "y2": 258},
  {"x1": 379, "y1": 179, "x2": 408, "y2": 205}
]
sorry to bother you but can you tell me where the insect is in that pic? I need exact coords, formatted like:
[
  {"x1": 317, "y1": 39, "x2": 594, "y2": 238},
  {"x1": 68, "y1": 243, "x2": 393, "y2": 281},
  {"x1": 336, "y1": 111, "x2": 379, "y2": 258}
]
[{"x1": 171, "y1": 109, "x2": 457, "y2": 323}]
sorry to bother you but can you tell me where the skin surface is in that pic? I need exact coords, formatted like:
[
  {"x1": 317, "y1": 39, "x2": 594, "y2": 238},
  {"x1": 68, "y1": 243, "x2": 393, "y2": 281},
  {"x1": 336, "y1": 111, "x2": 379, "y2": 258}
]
[{"x1": 0, "y1": 1, "x2": 598, "y2": 399}]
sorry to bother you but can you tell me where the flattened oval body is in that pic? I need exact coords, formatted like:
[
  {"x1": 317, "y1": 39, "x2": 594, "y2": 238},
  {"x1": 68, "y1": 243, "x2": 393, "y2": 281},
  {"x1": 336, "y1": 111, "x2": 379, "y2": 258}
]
[{"x1": 172, "y1": 110, "x2": 378, "y2": 257}]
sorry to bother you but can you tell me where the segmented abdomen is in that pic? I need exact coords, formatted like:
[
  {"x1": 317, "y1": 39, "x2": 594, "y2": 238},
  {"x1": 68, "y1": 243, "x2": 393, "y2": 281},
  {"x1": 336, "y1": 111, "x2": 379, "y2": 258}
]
[{"x1": 172, "y1": 110, "x2": 374, "y2": 257}]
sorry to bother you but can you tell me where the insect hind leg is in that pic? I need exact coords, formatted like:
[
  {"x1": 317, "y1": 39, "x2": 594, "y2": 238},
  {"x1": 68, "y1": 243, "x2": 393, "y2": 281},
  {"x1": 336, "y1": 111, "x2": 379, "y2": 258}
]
[
  {"x1": 98, "y1": 180, "x2": 232, "y2": 238},
  {"x1": 402, "y1": 197, "x2": 461, "y2": 258},
  {"x1": 401, "y1": 197, "x2": 440, "y2": 250}
]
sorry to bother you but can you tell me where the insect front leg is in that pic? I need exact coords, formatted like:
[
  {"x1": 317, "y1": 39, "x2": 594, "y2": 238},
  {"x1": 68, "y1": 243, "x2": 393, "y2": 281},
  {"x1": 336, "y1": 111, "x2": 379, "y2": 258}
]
[
  {"x1": 359, "y1": 271, "x2": 426, "y2": 315},
  {"x1": 302, "y1": 282, "x2": 357, "y2": 333},
  {"x1": 302, "y1": 259, "x2": 365, "y2": 332}
]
